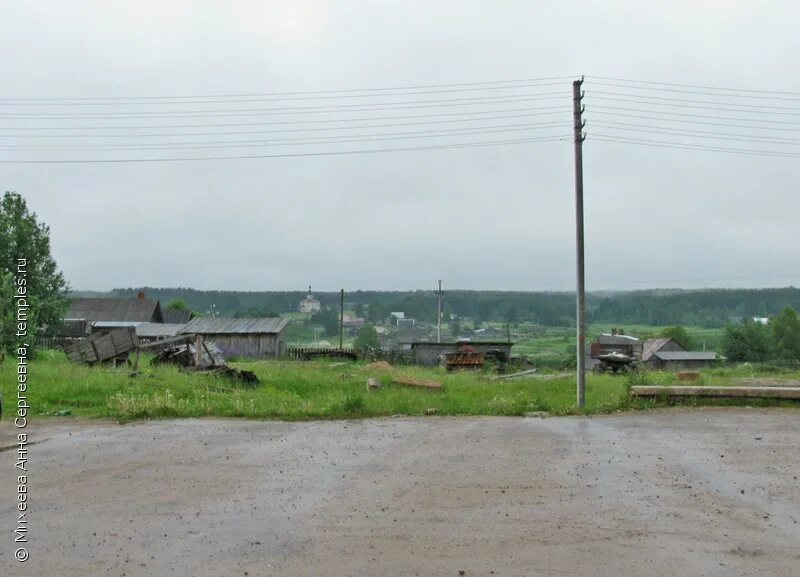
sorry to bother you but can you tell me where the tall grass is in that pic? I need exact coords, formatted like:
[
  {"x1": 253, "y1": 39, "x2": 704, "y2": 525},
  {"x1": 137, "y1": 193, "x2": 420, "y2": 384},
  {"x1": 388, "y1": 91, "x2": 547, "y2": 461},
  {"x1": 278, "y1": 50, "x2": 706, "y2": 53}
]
[{"x1": 2, "y1": 352, "x2": 797, "y2": 421}]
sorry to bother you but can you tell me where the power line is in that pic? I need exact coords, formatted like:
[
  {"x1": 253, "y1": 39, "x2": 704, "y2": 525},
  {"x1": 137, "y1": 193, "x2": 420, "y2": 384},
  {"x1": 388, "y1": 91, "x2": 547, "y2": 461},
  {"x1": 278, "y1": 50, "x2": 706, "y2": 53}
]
[
  {"x1": 0, "y1": 106, "x2": 570, "y2": 132},
  {"x1": 0, "y1": 135, "x2": 568, "y2": 164},
  {"x1": 588, "y1": 75, "x2": 800, "y2": 97},
  {"x1": 0, "y1": 81, "x2": 571, "y2": 106},
  {"x1": 588, "y1": 80, "x2": 800, "y2": 101},
  {"x1": 0, "y1": 122, "x2": 569, "y2": 151},
  {"x1": 590, "y1": 95, "x2": 800, "y2": 117},
  {"x1": 589, "y1": 90, "x2": 800, "y2": 112},
  {"x1": 0, "y1": 110, "x2": 569, "y2": 138},
  {"x1": 588, "y1": 109, "x2": 800, "y2": 132},
  {"x1": 0, "y1": 75, "x2": 576, "y2": 102},
  {"x1": 592, "y1": 134, "x2": 800, "y2": 158},
  {"x1": 591, "y1": 121, "x2": 800, "y2": 145},
  {"x1": 590, "y1": 104, "x2": 800, "y2": 125},
  {"x1": 0, "y1": 93, "x2": 567, "y2": 119}
]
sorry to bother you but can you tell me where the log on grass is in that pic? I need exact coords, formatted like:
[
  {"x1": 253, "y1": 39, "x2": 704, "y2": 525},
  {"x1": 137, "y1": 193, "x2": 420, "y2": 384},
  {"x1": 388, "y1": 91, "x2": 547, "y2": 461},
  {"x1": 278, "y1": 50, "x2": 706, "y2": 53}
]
[{"x1": 391, "y1": 376, "x2": 442, "y2": 390}]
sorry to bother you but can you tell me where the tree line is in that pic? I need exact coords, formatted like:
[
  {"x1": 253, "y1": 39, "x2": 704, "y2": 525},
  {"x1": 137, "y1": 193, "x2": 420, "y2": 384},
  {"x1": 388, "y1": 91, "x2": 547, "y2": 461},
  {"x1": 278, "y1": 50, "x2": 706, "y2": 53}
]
[{"x1": 99, "y1": 286, "x2": 800, "y2": 328}]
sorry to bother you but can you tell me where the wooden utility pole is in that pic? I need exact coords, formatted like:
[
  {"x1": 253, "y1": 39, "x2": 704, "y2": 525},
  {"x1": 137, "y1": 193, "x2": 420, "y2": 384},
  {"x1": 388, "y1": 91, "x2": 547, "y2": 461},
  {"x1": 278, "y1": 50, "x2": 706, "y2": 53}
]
[
  {"x1": 573, "y1": 77, "x2": 587, "y2": 408},
  {"x1": 339, "y1": 289, "x2": 344, "y2": 349},
  {"x1": 435, "y1": 280, "x2": 444, "y2": 343}
]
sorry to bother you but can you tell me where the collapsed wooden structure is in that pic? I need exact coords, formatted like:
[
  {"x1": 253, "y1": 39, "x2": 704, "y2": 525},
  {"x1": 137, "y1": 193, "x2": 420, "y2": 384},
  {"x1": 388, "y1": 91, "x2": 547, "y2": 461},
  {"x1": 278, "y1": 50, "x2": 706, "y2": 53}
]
[
  {"x1": 65, "y1": 327, "x2": 139, "y2": 365},
  {"x1": 65, "y1": 329, "x2": 258, "y2": 385}
]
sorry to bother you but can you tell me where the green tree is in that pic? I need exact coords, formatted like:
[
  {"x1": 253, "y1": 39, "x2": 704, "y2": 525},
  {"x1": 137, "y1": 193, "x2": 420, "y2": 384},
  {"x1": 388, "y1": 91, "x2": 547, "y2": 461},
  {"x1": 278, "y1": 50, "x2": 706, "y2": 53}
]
[
  {"x1": 0, "y1": 192, "x2": 68, "y2": 359},
  {"x1": 450, "y1": 320, "x2": 461, "y2": 339},
  {"x1": 771, "y1": 307, "x2": 800, "y2": 360},
  {"x1": 721, "y1": 318, "x2": 771, "y2": 362},
  {"x1": 310, "y1": 308, "x2": 339, "y2": 337},
  {"x1": 659, "y1": 326, "x2": 694, "y2": 349},
  {"x1": 354, "y1": 324, "x2": 379, "y2": 349},
  {"x1": 165, "y1": 298, "x2": 188, "y2": 311},
  {"x1": 366, "y1": 302, "x2": 389, "y2": 324},
  {"x1": 354, "y1": 303, "x2": 366, "y2": 318},
  {"x1": 503, "y1": 305, "x2": 520, "y2": 326}
]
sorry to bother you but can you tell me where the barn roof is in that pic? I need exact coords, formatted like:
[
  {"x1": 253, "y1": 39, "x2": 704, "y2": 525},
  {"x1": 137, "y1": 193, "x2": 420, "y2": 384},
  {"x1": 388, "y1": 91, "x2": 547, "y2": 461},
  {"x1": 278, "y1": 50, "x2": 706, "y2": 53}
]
[
  {"x1": 642, "y1": 338, "x2": 682, "y2": 361},
  {"x1": 163, "y1": 309, "x2": 193, "y2": 324},
  {"x1": 66, "y1": 298, "x2": 163, "y2": 323},
  {"x1": 136, "y1": 323, "x2": 187, "y2": 338},
  {"x1": 653, "y1": 351, "x2": 719, "y2": 361},
  {"x1": 179, "y1": 316, "x2": 289, "y2": 335}
]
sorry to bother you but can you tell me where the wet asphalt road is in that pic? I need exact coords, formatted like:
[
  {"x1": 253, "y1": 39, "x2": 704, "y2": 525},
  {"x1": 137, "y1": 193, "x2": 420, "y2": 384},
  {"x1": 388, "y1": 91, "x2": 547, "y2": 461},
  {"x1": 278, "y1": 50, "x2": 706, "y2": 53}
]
[{"x1": 1, "y1": 409, "x2": 798, "y2": 577}]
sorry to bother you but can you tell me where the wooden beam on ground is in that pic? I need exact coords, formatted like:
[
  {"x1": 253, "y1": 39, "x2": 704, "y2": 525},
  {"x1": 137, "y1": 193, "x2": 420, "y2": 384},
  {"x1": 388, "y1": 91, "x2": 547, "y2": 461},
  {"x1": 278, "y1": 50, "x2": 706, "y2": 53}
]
[
  {"x1": 631, "y1": 386, "x2": 800, "y2": 400},
  {"x1": 391, "y1": 376, "x2": 442, "y2": 390}
]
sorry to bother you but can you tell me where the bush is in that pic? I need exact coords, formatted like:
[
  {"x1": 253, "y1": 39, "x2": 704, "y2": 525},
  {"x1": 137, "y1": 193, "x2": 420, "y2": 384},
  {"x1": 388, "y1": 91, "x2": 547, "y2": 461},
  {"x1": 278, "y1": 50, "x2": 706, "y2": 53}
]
[
  {"x1": 626, "y1": 370, "x2": 675, "y2": 387},
  {"x1": 340, "y1": 393, "x2": 365, "y2": 414}
]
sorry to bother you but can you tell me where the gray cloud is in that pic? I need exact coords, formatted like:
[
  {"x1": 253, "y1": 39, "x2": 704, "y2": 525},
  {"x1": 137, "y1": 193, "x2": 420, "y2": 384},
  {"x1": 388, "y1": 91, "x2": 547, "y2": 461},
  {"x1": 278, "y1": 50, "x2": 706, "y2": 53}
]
[{"x1": 1, "y1": 1, "x2": 798, "y2": 291}]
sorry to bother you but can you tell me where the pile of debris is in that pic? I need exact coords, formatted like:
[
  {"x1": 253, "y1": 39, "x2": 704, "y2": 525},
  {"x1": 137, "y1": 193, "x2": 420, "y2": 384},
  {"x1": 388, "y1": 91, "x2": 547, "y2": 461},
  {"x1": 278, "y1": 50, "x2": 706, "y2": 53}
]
[{"x1": 149, "y1": 337, "x2": 259, "y2": 385}]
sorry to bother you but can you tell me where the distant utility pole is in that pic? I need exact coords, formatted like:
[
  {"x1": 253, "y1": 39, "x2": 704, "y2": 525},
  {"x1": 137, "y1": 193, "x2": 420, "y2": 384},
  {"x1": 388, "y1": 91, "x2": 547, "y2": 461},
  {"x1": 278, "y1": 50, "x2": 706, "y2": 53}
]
[
  {"x1": 435, "y1": 280, "x2": 444, "y2": 343},
  {"x1": 339, "y1": 289, "x2": 345, "y2": 349},
  {"x1": 573, "y1": 77, "x2": 587, "y2": 408}
]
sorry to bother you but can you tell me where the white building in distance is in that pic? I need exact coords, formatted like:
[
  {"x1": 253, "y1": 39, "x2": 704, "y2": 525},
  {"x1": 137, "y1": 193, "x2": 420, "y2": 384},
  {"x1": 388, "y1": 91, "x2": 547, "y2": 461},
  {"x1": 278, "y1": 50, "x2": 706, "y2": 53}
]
[{"x1": 299, "y1": 286, "x2": 321, "y2": 313}]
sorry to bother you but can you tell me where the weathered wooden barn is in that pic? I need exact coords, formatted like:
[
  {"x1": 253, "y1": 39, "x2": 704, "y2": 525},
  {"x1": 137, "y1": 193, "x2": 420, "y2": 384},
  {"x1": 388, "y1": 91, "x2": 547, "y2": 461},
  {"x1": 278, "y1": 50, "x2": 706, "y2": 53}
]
[
  {"x1": 411, "y1": 341, "x2": 514, "y2": 366},
  {"x1": 62, "y1": 296, "x2": 163, "y2": 337},
  {"x1": 178, "y1": 317, "x2": 289, "y2": 358}
]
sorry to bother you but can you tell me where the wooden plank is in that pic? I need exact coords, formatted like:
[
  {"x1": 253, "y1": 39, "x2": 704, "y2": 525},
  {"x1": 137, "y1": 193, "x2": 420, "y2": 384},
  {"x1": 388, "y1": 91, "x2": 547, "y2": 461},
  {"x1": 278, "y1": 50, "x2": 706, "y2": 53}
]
[
  {"x1": 78, "y1": 340, "x2": 97, "y2": 363},
  {"x1": 631, "y1": 386, "x2": 800, "y2": 400},
  {"x1": 109, "y1": 328, "x2": 137, "y2": 352},
  {"x1": 93, "y1": 335, "x2": 117, "y2": 361},
  {"x1": 138, "y1": 333, "x2": 194, "y2": 350},
  {"x1": 391, "y1": 376, "x2": 442, "y2": 390},
  {"x1": 732, "y1": 378, "x2": 800, "y2": 388}
]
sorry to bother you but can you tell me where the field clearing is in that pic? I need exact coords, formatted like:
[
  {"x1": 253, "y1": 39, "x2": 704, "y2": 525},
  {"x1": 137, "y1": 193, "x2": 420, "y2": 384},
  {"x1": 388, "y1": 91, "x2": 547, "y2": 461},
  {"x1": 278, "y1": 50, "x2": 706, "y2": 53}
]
[{"x1": 3, "y1": 350, "x2": 800, "y2": 421}]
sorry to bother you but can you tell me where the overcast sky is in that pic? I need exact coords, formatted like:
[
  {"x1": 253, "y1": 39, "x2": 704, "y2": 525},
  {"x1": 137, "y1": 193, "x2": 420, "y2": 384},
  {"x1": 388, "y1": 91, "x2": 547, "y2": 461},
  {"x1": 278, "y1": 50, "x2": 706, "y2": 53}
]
[{"x1": 2, "y1": 1, "x2": 799, "y2": 292}]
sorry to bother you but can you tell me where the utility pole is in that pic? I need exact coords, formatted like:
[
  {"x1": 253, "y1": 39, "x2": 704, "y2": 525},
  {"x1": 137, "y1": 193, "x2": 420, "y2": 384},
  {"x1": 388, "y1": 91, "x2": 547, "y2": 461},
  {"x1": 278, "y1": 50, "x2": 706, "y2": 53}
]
[
  {"x1": 573, "y1": 77, "x2": 587, "y2": 408},
  {"x1": 339, "y1": 289, "x2": 344, "y2": 349},
  {"x1": 435, "y1": 280, "x2": 444, "y2": 343}
]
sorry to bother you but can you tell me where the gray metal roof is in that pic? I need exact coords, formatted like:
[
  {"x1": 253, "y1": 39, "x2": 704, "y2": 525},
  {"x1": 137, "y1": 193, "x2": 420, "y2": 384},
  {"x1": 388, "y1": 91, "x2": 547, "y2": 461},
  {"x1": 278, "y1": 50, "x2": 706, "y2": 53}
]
[
  {"x1": 654, "y1": 351, "x2": 718, "y2": 361},
  {"x1": 179, "y1": 316, "x2": 289, "y2": 335},
  {"x1": 66, "y1": 298, "x2": 163, "y2": 323},
  {"x1": 136, "y1": 323, "x2": 187, "y2": 338}
]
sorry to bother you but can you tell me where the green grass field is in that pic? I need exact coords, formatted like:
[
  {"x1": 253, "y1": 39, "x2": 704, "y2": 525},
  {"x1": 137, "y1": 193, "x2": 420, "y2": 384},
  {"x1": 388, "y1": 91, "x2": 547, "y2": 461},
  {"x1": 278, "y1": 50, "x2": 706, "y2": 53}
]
[{"x1": 2, "y1": 349, "x2": 799, "y2": 422}]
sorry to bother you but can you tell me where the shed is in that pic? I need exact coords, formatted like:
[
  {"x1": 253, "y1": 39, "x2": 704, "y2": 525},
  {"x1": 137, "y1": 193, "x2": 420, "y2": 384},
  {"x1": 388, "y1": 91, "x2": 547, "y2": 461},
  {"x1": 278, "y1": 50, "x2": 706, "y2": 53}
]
[
  {"x1": 647, "y1": 351, "x2": 721, "y2": 371},
  {"x1": 179, "y1": 317, "x2": 290, "y2": 358},
  {"x1": 642, "y1": 338, "x2": 686, "y2": 364}
]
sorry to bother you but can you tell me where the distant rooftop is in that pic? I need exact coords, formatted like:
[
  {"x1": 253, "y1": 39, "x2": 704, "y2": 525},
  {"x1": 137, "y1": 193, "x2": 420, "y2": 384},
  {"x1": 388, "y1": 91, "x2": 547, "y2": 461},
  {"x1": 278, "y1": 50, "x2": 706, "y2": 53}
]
[
  {"x1": 67, "y1": 297, "x2": 162, "y2": 323},
  {"x1": 654, "y1": 351, "x2": 719, "y2": 361},
  {"x1": 180, "y1": 316, "x2": 289, "y2": 335}
]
